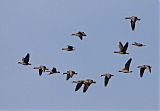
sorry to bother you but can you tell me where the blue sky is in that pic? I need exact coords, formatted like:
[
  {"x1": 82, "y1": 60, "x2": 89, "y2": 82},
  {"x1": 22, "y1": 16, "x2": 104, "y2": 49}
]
[{"x1": 0, "y1": 0, "x2": 159, "y2": 110}]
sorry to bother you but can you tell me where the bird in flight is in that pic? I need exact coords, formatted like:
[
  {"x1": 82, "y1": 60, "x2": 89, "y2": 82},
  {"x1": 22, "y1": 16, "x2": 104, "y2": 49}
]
[
  {"x1": 114, "y1": 42, "x2": 129, "y2": 55},
  {"x1": 71, "y1": 31, "x2": 87, "y2": 40},
  {"x1": 101, "y1": 73, "x2": 114, "y2": 87},
  {"x1": 46, "y1": 67, "x2": 60, "y2": 75},
  {"x1": 62, "y1": 45, "x2": 75, "y2": 51},
  {"x1": 119, "y1": 58, "x2": 132, "y2": 73},
  {"x1": 137, "y1": 65, "x2": 151, "y2": 77},
  {"x1": 18, "y1": 53, "x2": 31, "y2": 65},
  {"x1": 125, "y1": 16, "x2": 141, "y2": 31},
  {"x1": 33, "y1": 65, "x2": 49, "y2": 76},
  {"x1": 63, "y1": 70, "x2": 77, "y2": 80},
  {"x1": 132, "y1": 42, "x2": 146, "y2": 47},
  {"x1": 73, "y1": 79, "x2": 96, "y2": 93}
]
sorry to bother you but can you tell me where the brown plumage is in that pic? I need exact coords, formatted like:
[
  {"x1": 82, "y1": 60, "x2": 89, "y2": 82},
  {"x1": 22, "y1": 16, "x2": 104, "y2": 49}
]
[
  {"x1": 137, "y1": 65, "x2": 151, "y2": 77},
  {"x1": 63, "y1": 70, "x2": 77, "y2": 80},
  {"x1": 114, "y1": 42, "x2": 129, "y2": 54},
  {"x1": 73, "y1": 79, "x2": 96, "y2": 93},
  {"x1": 119, "y1": 58, "x2": 132, "y2": 73},
  {"x1": 18, "y1": 53, "x2": 31, "y2": 65},
  {"x1": 46, "y1": 67, "x2": 60, "y2": 75},
  {"x1": 101, "y1": 73, "x2": 114, "y2": 87},
  {"x1": 125, "y1": 16, "x2": 141, "y2": 31},
  {"x1": 62, "y1": 45, "x2": 75, "y2": 51},
  {"x1": 71, "y1": 31, "x2": 87, "y2": 40},
  {"x1": 33, "y1": 65, "x2": 49, "y2": 76},
  {"x1": 82, "y1": 79, "x2": 96, "y2": 93}
]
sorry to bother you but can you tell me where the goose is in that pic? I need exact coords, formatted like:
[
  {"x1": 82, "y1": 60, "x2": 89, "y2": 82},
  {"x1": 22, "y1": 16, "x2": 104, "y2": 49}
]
[
  {"x1": 33, "y1": 65, "x2": 49, "y2": 76},
  {"x1": 132, "y1": 42, "x2": 146, "y2": 47},
  {"x1": 72, "y1": 79, "x2": 96, "y2": 93},
  {"x1": 18, "y1": 53, "x2": 31, "y2": 65},
  {"x1": 82, "y1": 79, "x2": 96, "y2": 93},
  {"x1": 137, "y1": 65, "x2": 151, "y2": 77},
  {"x1": 114, "y1": 42, "x2": 129, "y2": 54},
  {"x1": 71, "y1": 31, "x2": 87, "y2": 40},
  {"x1": 101, "y1": 73, "x2": 114, "y2": 87},
  {"x1": 62, "y1": 45, "x2": 75, "y2": 51},
  {"x1": 63, "y1": 70, "x2": 77, "y2": 80},
  {"x1": 119, "y1": 58, "x2": 132, "y2": 73},
  {"x1": 46, "y1": 67, "x2": 60, "y2": 75},
  {"x1": 125, "y1": 16, "x2": 141, "y2": 31}
]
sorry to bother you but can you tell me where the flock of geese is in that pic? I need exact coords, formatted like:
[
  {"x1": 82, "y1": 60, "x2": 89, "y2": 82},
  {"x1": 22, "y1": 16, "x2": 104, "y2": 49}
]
[{"x1": 18, "y1": 16, "x2": 152, "y2": 93}]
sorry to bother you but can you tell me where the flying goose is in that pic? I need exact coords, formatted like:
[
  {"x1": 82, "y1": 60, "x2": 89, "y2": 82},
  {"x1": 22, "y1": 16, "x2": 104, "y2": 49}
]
[
  {"x1": 132, "y1": 42, "x2": 146, "y2": 47},
  {"x1": 46, "y1": 67, "x2": 60, "y2": 75},
  {"x1": 125, "y1": 16, "x2": 141, "y2": 31},
  {"x1": 73, "y1": 79, "x2": 96, "y2": 93},
  {"x1": 101, "y1": 73, "x2": 114, "y2": 87},
  {"x1": 71, "y1": 31, "x2": 87, "y2": 40},
  {"x1": 63, "y1": 70, "x2": 77, "y2": 80},
  {"x1": 82, "y1": 79, "x2": 96, "y2": 93},
  {"x1": 33, "y1": 65, "x2": 49, "y2": 76},
  {"x1": 137, "y1": 65, "x2": 152, "y2": 77},
  {"x1": 114, "y1": 42, "x2": 129, "y2": 54},
  {"x1": 18, "y1": 53, "x2": 31, "y2": 65},
  {"x1": 62, "y1": 45, "x2": 75, "y2": 51},
  {"x1": 119, "y1": 58, "x2": 132, "y2": 73}
]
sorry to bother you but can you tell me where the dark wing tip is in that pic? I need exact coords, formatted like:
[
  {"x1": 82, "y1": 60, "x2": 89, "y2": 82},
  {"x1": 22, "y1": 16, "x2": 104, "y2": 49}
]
[
  {"x1": 131, "y1": 21, "x2": 135, "y2": 31},
  {"x1": 140, "y1": 68, "x2": 145, "y2": 77},
  {"x1": 39, "y1": 69, "x2": 43, "y2": 76},
  {"x1": 66, "y1": 74, "x2": 70, "y2": 80},
  {"x1": 83, "y1": 85, "x2": 89, "y2": 93},
  {"x1": 104, "y1": 76, "x2": 109, "y2": 87},
  {"x1": 79, "y1": 36, "x2": 83, "y2": 40},
  {"x1": 75, "y1": 82, "x2": 83, "y2": 91},
  {"x1": 125, "y1": 58, "x2": 132, "y2": 69}
]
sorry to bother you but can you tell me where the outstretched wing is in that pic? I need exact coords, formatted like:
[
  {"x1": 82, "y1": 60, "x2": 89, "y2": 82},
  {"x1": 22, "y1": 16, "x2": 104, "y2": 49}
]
[
  {"x1": 131, "y1": 21, "x2": 135, "y2": 31},
  {"x1": 75, "y1": 81, "x2": 83, "y2": 91},
  {"x1": 125, "y1": 17, "x2": 131, "y2": 19},
  {"x1": 66, "y1": 74, "x2": 70, "y2": 80},
  {"x1": 83, "y1": 83, "x2": 91, "y2": 93},
  {"x1": 125, "y1": 58, "x2": 132, "y2": 70},
  {"x1": 79, "y1": 35, "x2": 83, "y2": 40},
  {"x1": 146, "y1": 66, "x2": 151, "y2": 73},
  {"x1": 24, "y1": 53, "x2": 30, "y2": 63},
  {"x1": 140, "y1": 68, "x2": 145, "y2": 77},
  {"x1": 122, "y1": 42, "x2": 128, "y2": 52},
  {"x1": 119, "y1": 42, "x2": 123, "y2": 51},
  {"x1": 39, "y1": 69, "x2": 43, "y2": 76},
  {"x1": 104, "y1": 76, "x2": 110, "y2": 87}
]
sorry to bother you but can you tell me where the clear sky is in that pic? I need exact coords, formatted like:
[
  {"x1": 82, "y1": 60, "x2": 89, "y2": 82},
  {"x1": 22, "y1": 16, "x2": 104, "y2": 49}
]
[{"x1": 0, "y1": 0, "x2": 159, "y2": 111}]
